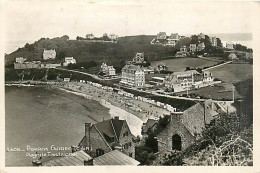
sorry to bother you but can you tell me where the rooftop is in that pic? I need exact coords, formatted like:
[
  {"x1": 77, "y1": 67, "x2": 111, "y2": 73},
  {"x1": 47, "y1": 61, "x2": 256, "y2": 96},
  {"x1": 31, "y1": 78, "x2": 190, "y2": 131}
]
[
  {"x1": 95, "y1": 118, "x2": 125, "y2": 142},
  {"x1": 172, "y1": 70, "x2": 200, "y2": 76},
  {"x1": 122, "y1": 65, "x2": 143, "y2": 71},
  {"x1": 43, "y1": 150, "x2": 92, "y2": 166},
  {"x1": 93, "y1": 150, "x2": 140, "y2": 165}
]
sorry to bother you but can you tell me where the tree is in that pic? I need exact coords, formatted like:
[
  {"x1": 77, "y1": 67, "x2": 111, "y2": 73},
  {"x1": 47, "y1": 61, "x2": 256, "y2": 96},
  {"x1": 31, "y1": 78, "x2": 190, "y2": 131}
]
[
  {"x1": 57, "y1": 51, "x2": 66, "y2": 60},
  {"x1": 61, "y1": 35, "x2": 69, "y2": 40},
  {"x1": 216, "y1": 38, "x2": 222, "y2": 47},
  {"x1": 190, "y1": 35, "x2": 199, "y2": 44},
  {"x1": 145, "y1": 132, "x2": 158, "y2": 153},
  {"x1": 161, "y1": 113, "x2": 252, "y2": 166}
]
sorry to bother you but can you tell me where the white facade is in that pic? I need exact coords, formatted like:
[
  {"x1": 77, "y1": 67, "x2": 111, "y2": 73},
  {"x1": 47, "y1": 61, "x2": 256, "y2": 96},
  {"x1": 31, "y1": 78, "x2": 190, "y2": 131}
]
[
  {"x1": 43, "y1": 49, "x2": 56, "y2": 60},
  {"x1": 63, "y1": 57, "x2": 76, "y2": 66},
  {"x1": 169, "y1": 33, "x2": 181, "y2": 40},
  {"x1": 210, "y1": 37, "x2": 218, "y2": 47},
  {"x1": 164, "y1": 70, "x2": 214, "y2": 92},
  {"x1": 15, "y1": 57, "x2": 26, "y2": 63},
  {"x1": 86, "y1": 34, "x2": 94, "y2": 39},
  {"x1": 166, "y1": 33, "x2": 181, "y2": 46},
  {"x1": 180, "y1": 45, "x2": 187, "y2": 52},
  {"x1": 189, "y1": 44, "x2": 197, "y2": 52},
  {"x1": 226, "y1": 42, "x2": 234, "y2": 49},
  {"x1": 157, "y1": 32, "x2": 167, "y2": 40},
  {"x1": 100, "y1": 63, "x2": 115, "y2": 76},
  {"x1": 133, "y1": 53, "x2": 145, "y2": 63},
  {"x1": 197, "y1": 42, "x2": 205, "y2": 51},
  {"x1": 198, "y1": 33, "x2": 205, "y2": 39},
  {"x1": 109, "y1": 34, "x2": 118, "y2": 40},
  {"x1": 120, "y1": 65, "x2": 145, "y2": 87}
]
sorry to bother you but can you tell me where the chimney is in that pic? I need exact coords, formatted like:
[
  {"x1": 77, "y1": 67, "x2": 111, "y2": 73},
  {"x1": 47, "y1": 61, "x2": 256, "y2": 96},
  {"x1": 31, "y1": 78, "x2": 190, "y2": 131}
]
[
  {"x1": 85, "y1": 123, "x2": 91, "y2": 148},
  {"x1": 84, "y1": 159, "x2": 93, "y2": 166},
  {"x1": 114, "y1": 116, "x2": 119, "y2": 120}
]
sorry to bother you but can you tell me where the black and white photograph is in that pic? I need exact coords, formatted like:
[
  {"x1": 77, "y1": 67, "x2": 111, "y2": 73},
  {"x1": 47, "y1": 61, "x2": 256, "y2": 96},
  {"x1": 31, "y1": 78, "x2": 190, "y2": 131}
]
[{"x1": 0, "y1": 0, "x2": 258, "y2": 171}]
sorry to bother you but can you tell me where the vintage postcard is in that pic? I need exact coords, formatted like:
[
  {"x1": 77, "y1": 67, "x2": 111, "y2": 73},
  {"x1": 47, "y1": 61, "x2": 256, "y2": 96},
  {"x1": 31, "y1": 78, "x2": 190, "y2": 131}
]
[{"x1": 0, "y1": 0, "x2": 259, "y2": 172}]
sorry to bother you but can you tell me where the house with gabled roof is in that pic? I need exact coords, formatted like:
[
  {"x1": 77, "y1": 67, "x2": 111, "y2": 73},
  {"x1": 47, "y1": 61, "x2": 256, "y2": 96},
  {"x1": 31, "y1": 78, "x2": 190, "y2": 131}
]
[
  {"x1": 157, "y1": 32, "x2": 167, "y2": 40},
  {"x1": 142, "y1": 119, "x2": 158, "y2": 138},
  {"x1": 78, "y1": 116, "x2": 136, "y2": 158}
]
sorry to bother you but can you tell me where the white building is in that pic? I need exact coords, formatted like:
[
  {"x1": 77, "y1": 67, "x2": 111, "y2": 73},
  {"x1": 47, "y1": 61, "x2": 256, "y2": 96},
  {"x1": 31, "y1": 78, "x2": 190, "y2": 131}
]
[
  {"x1": 164, "y1": 70, "x2": 214, "y2": 92},
  {"x1": 15, "y1": 57, "x2": 26, "y2": 63},
  {"x1": 109, "y1": 34, "x2": 118, "y2": 40},
  {"x1": 197, "y1": 42, "x2": 205, "y2": 51},
  {"x1": 180, "y1": 45, "x2": 187, "y2": 52},
  {"x1": 169, "y1": 33, "x2": 181, "y2": 40},
  {"x1": 133, "y1": 53, "x2": 145, "y2": 64},
  {"x1": 86, "y1": 33, "x2": 94, "y2": 40},
  {"x1": 120, "y1": 65, "x2": 145, "y2": 87},
  {"x1": 198, "y1": 33, "x2": 205, "y2": 39},
  {"x1": 166, "y1": 33, "x2": 181, "y2": 46},
  {"x1": 157, "y1": 32, "x2": 167, "y2": 40},
  {"x1": 210, "y1": 37, "x2": 218, "y2": 47},
  {"x1": 63, "y1": 57, "x2": 76, "y2": 66},
  {"x1": 43, "y1": 49, "x2": 56, "y2": 60},
  {"x1": 226, "y1": 42, "x2": 234, "y2": 49},
  {"x1": 100, "y1": 63, "x2": 116, "y2": 76},
  {"x1": 189, "y1": 44, "x2": 197, "y2": 52},
  {"x1": 64, "y1": 78, "x2": 70, "y2": 82}
]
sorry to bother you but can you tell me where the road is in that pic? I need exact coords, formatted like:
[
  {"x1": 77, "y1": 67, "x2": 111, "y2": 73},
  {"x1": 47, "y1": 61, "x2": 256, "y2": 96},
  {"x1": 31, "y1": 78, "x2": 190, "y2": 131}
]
[
  {"x1": 56, "y1": 68, "x2": 121, "y2": 81},
  {"x1": 196, "y1": 56, "x2": 232, "y2": 71},
  {"x1": 57, "y1": 68, "x2": 213, "y2": 102},
  {"x1": 116, "y1": 84, "x2": 206, "y2": 102}
]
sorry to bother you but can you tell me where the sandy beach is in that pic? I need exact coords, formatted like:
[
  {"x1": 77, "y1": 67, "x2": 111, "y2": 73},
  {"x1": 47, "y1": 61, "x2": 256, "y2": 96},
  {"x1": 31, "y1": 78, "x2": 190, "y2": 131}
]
[{"x1": 57, "y1": 85, "x2": 144, "y2": 137}]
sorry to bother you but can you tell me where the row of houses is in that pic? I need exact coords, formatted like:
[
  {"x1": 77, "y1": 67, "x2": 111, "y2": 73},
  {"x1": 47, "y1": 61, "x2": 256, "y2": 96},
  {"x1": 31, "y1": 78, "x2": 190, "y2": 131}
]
[
  {"x1": 117, "y1": 90, "x2": 177, "y2": 113},
  {"x1": 75, "y1": 98, "x2": 235, "y2": 164},
  {"x1": 100, "y1": 63, "x2": 116, "y2": 76},
  {"x1": 37, "y1": 75, "x2": 236, "y2": 165},
  {"x1": 74, "y1": 99, "x2": 229, "y2": 164},
  {"x1": 14, "y1": 56, "x2": 77, "y2": 69},
  {"x1": 86, "y1": 33, "x2": 118, "y2": 41},
  {"x1": 151, "y1": 32, "x2": 182, "y2": 46},
  {"x1": 14, "y1": 57, "x2": 61, "y2": 69},
  {"x1": 175, "y1": 43, "x2": 206, "y2": 57}
]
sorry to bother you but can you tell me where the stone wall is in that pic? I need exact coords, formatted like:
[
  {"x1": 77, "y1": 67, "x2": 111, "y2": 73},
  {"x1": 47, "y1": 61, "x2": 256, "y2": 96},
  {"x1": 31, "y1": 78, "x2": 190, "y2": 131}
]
[{"x1": 157, "y1": 117, "x2": 195, "y2": 152}]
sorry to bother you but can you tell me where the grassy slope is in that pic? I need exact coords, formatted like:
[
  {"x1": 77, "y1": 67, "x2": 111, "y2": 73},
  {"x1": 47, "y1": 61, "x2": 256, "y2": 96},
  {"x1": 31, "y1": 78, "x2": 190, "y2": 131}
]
[
  {"x1": 5, "y1": 35, "x2": 178, "y2": 68},
  {"x1": 233, "y1": 78, "x2": 253, "y2": 126},
  {"x1": 151, "y1": 57, "x2": 218, "y2": 72},
  {"x1": 209, "y1": 63, "x2": 253, "y2": 84}
]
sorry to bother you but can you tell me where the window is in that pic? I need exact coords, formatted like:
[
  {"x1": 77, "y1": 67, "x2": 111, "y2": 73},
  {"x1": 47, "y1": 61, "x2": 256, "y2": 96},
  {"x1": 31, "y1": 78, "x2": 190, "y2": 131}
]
[
  {"x1": 125, "y1": 132, "x2": 129, "y2": 136},
  {"x1": 129, "y1": 142, "x2": 132, "y2": 147},
  {"x1": 96, "y1": 148, "x2": 105, "y2": 157},
  {"x1": 129, "y1": 153, "x2": 133, "y2": 157}
]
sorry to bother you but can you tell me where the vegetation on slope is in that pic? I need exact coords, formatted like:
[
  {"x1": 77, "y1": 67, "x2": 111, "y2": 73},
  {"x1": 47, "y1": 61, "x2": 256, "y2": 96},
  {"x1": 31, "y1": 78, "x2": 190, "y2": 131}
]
[{"x1": 5, "y1": 35, "x2": 178, "y2": 67}]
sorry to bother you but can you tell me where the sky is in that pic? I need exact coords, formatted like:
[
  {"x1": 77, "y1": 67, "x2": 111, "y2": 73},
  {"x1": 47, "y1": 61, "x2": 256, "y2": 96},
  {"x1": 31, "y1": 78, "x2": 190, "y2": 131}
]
[{"x1": 0, "y1": 0, "x2": 257, "y2": 53}]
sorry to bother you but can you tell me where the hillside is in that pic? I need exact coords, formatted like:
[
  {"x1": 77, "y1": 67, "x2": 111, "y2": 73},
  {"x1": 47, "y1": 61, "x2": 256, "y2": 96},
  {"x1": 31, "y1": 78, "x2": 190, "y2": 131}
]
[{"x1": 5, "y1": 35, "x2": 178, "y2": 68}]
